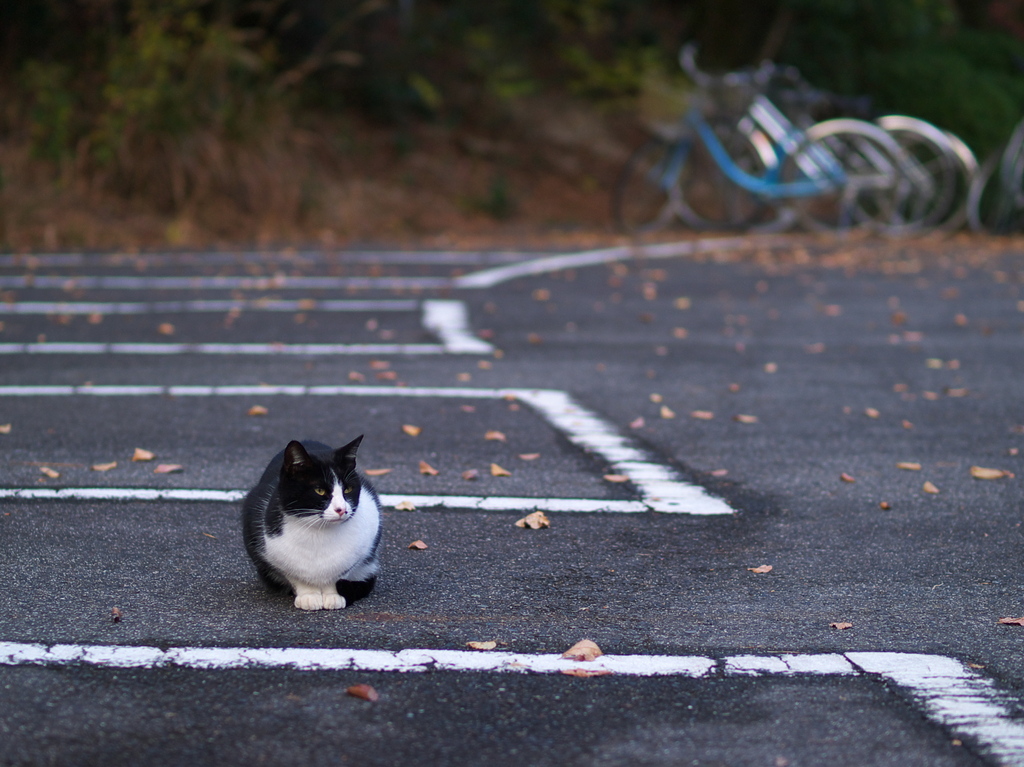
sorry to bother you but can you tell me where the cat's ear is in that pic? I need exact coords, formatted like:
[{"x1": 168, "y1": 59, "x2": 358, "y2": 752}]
[
  {"x1": 282, "y1": 440, "x2": 313, "y2": 476},
  {"x1": 335, "y1": 435, "x2": 364, "y2": 467}
]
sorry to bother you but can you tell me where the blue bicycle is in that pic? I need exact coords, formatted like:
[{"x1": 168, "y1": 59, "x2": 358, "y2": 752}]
[{"x1": 613, "y1": 45, "x2": 911, "y2": 234}]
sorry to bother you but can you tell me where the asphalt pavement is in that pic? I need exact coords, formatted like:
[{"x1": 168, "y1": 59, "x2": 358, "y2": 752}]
[{"x1": 1, "y1": 234, "x2": 1023, "y2": 766}]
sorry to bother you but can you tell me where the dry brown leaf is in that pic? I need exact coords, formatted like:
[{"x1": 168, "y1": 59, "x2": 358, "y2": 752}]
[
  {"x1": 923, "y1": 481, "x2": 940, "y2": 494},
  {"x1": 418, "y1": 461, "x2": 439, "y2": 476},
  {"x1": 562, "y1": 639, "x2": 603, "y2": 661},
  {"x1": 466, "y1": 641, "x2": 497, "y2": 650},
  {"x1": 407, "y1": 540, "x2": 428, "y2": 550},
  {"x1": 157, "y1": 322, "x2": 175, "y2": 336},
  {"x1": 363, "y1": 468, "x2": 393, "y2": 476},
  {"x1": 660, "y1": 405, "x2": 676, "y2": 419},
  {"x1": 491, "y1": 463, "x2": 511, "y2": 477},
  {"x1": 394, "y1": 500, "x2": 416, "y2": 511},
  {"x1": 346, "y1": 684, "x2": 379, "y2": 702},
  {"x1": 39, "y1": 466, "x2": 60, "y2": 479},
  {"x1": 733, "y1": 414, "x2": 758, "y2": 424},
  {"x1": 690, "y1": 410, "x2": 714, "y2": 420},
  {"x1": 764, "y1": 362, "x2": 778, "y2": 374},
  {"x1": 111, "y1": 607, "x2": 122, "y2": 623},
  {"x1": 154, "y1": 464, "x2": 183, "y2": 474},
  {"x1": 0, "y1": 424, "x2": 11, "y2": 435},
  {"x1": 247, "y1": 405, "x2": 268, "y2": 416},
  {"x1": 629, "y1": 417, "x2": 645, "y2": 429},
  {"x1": 829, "y1": 622, "x2": 853, "y2": 630},
  {"x1": 484, "y1": 430, "x2": 507, "y2": 442},
  {"x1": 401, "y1": 424, "x2": 422, "y2": 437},
  {"x1": 902, "y1": 420, "x2": 915, "y2": 430},
  {"x1": 840, "y1": 473, "x2": 856, "y2": 483},
  {"x1": 132, "y1": 448, "x2": 155, "y2": 462},
  {"x1": 560, "y1": 668, "x2": 613, "y2": 678},
  {"x1": 998, "y1": 617, "x2": 1024, "y2": 626},
  {"x1": 747, "y1": 564, "x2": 773, "y2": 574},
  {"x1": 603, "y1": 474, "x2": 629, "y2": 483},
  {"x1": 674, "y1": 296, "x2": 692, "y2": 310},
  {"x1": 91, "y1": 461, "x2": 117, "y2": 472},
  {"x1": 461, "y1": 469, "x2": 479, "y2": 481},
  {"x1": 369, "y1": 360, "x2": 390, "y2": 370},
  {"x1": 347, "y1": 371, "x2": 366, "y2": 382},
  {"x1": 649, "y1": 393, "x2": 663, "y2": 403},
  {"x1": 971, "y1": 466, "x2": 1012, "y2": 480},
  {"x1": 518, "y1": 453, "x2": 540, "y2": 461},
  {"x1": 896, "y1": 462, "x2": 922, "y2": 471},
  {"x1": 515, "y1": 511, "x2": 550, "y2": 529},
  {"x1": 864, "y1": 408, "x2": 880, "y2": 419},
  {"x1": 879, "y1": 501, "x2": 892, "y2": 510}
]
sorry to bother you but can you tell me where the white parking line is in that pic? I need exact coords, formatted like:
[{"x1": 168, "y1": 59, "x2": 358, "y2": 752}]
[
  {"x1": 0, "y1": 384, "x2": 733, "y2": 515},
  {"x1": 0, "y1": 299, "x2": 493, "y2": 356},
  {"x1": 0, "y1": 643, "x2": 1019, "y2": 765}
]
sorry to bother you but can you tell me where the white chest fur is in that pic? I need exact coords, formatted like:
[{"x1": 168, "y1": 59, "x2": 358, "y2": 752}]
[{"x1": 263, "y1": 493, "x2": 380, "y2": 588}]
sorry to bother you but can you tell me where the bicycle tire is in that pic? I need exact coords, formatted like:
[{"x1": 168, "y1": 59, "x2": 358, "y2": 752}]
[
  {"x1": 674, "y1": 119, "x2": 786, "y2": 232},
  {"x1": 876, "y1": 115, "x2": 962, "y2": 230},
  {"x1": 784, "y1": 118, "x2": 910, "y2": 235},
  {"x1": 967, "y1": 144, "x2": 1024, "y2": 234},
  {"x1": 612, "y1": 138, "x2": 684, "y2": 233}
]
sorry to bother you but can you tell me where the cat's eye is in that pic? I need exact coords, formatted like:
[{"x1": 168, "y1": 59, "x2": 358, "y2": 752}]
[
  {"x1": 314, "y1": 487, "x2": 327, "y2": 496},
  {"x1": 343, "y1": 487, "x2": 354, "y2": 495}
]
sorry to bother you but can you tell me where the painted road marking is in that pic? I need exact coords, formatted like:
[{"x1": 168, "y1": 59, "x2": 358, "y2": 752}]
[
  {"x1": 0, "y1": 384, "x2": 733, "y2": 515},
  {"x1": 0, "y1": 299, "x2": 493, "y2": 356},
  {"x1": 0, "y1": 236, "x2": 779, "y2": 291},
  {"x1": 0, "y1": 644, "x2": 1020, "y2": 765}
]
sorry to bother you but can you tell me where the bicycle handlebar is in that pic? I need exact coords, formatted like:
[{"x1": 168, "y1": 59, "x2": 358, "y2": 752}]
[{"x1": 678, "y1": 43, "x2": 773, "y2": 90}]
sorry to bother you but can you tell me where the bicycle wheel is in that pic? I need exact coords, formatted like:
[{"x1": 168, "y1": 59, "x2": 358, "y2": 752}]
[
  {"x1": 876, "y1": 115, "x2": 962, "y2": 230},
  {"x1": 612, "y1": 138, "x2": 685, "y2": 233},
  {"x1": 675, "y1": 118, "x2": 786, "y2": 232},
  {"x1": 968, "y1": 142, "x2": 1024, "y2": 234},
  {"x1": 785, "y1": 118, "x2": 908, "y2": 234}
]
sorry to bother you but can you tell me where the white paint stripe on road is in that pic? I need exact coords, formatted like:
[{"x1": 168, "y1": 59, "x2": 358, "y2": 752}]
[
  {"x1": 0, "y1": 384, "x2": 733, "y2": 515},
  {"x1": 421, "y1": 299, "x2": 494, "y2": 354},
  {"x1": 0, "y1": 643, "x2": 1019, "y2": 764},
  {"x1": 0, "y1": 487, "x2": 646, "y2": 513}
]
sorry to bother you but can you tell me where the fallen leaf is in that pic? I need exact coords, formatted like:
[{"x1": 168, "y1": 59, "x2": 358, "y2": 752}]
[
  {"x1": 154, "y1": 464, "x2": 183, "y2": 474},
  {"x1": 369, "y1": 360, "x2": 390, "y2": 370},
  {"x1": 202, "y1": 533, "x2": 216, "y2": 539},
  {"x1": 466, "y1": 641, "x2": 497, "y2": 650},
  {"x1": 560, "y1": 669, "x2": 613, "y2": 677},
  {"x1": 947, "y1": 388, "x2": 969, "y2": 397},
  {"x1": 515, "y1": 511, "x2": 550, "y2": 529},
  {"x1": 394, "y1": 500, "x2": 416, "y2": 511},
  {"x1": 733, "y1": 414, "x2": 758, "y2": 424},
  {"x1": 971, "y1": 466, "x2": 1011, "y2": 480},
  {"x1": 39, "y1": 466, "x2": 60, "y2": 479},
  {"x1": 659, "y1": 405, "x2": 676, "y2": 419},
  {"x1": 111, "y1": 607, "x2": 122, "y2": 623},
  {"x1": 91, "y1": 461, "x2": 117, "y2": 472},
  {"x1": 829, "y1": 622, "x2": 853, "y2": 630},
  {"x1": 401, "y1": 424, "x2": 422, "y2": 436},
  {"x1": 491, "y1": 463, "x2": 511, "y2": 477},
  {"x1": 157, "y1": 322, "x2": 175, "y2": 336},
  {"x1": 902, "y1": 420, "x2": 914, "y2": 430},
  {"x1": 461, "y1": 469, "x2": 479, "y2": 481},
  {"x1": 926, "y1": 358, "x2": 943, "y2": 369},
  {"x1": 672, "y1": 327, "x2": 688, "y2": 339},
  {"x1": 518, "y1": 453, "x2": 540, "y2": 461},
  {"x1": 407, "y1": 540, "x2": 428, "y2": 550},
  {"x1": 347, "y1": 371, "x2": 366, "y2": 382},
  {"x1": 840, "y1": 473, "x2": 856, "y2": 483},
  {"x1": 603, "y1": 474, "x2": 629, "y2": 483},
  {"x1": 363, "y1": 468, "x2": 393, "y2": 476},
  {"x1": 562, "y1": 639, "x2": 603, "y2": 661},
  {"x1": 804, "y1": 342, "x2": 826, "y2": 354},
  {"x1": 710, "y1": 469, "x2": 728, "y2": 477},
  {"x1": 0, "y1": 424, "x2": 11, "y2": 434},
  {"x1": 132, "y1": 448, "x2": 155, "y2": 462},
  {"x1": 247, "y1": 405, "x2": 268, "y2": 416},
  {"x1": 896, "y1": 462, "x2": 922, "y2": 471},
  {"x1": 690, "y1": 410, "x2": 714, "y2": 420},
  {"x1": 923, "y1": 481, "x2": 940, "y2": 494},
  {"x1": 674, "y1": 297, "x2": 692, "y2": 310},
  {"x1": 456, "y1": 372, "x2": 472, "y2": 382},
  {"x1": 879, "y1": 501, "x2": 892, "y2": 510},
  {"x1": 649, "y1": 393, "x2": 663, "y2": 403},
  {"x1": 629, "y1": 416, "x2": 645, "y2": 429},
  {"x1": 460, "y1": 405, "x2": 476, "y2": 413},
  {"x1": 346, "y1": 684, "x2": 379, "y2": 702},
  {"x1": 764, "y1": 362, "x2": 778, "y2": 374},
  {"x1": 747, "y1": 564, "x2": 773, "y2": 574},
  {"x1": 864, "y1": 408, "x2": 880, "y2": 419},
  {"x1": 998, "y1": 617, "x2": 1024, "y2": 626},
  {"x1": 484, "y1": 430, "x2": 506, "y2": 442},
  {"x1": 419, "y1": 461, "x2": 439, "y2": 476}
]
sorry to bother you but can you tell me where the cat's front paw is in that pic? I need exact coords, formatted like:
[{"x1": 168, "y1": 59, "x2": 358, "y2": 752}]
[
  {"x1": 294, "y1": 593, "x2": 324, "y2": 611},
  {"x1": 321, "y1": 593, "x2": 346, "y2": 610}
]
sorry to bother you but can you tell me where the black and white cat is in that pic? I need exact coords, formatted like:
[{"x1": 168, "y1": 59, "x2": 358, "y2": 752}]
[{"x1": 242, "y1": 437, "x2": 382, "y2": 610}]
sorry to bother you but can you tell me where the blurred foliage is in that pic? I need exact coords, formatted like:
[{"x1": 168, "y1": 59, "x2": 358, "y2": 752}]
[{"x1": 2, "y1": 0, "x2": 1023, "y2": 207}]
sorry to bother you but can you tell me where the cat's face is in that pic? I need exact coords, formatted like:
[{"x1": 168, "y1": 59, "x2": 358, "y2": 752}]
[{"x1": 279, "y1": 438, "x2": 364, "y2": 523}]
